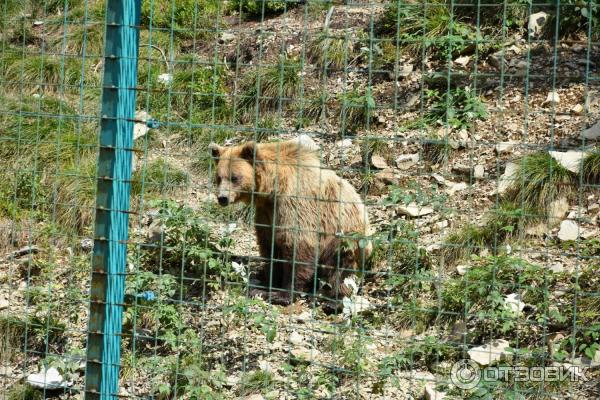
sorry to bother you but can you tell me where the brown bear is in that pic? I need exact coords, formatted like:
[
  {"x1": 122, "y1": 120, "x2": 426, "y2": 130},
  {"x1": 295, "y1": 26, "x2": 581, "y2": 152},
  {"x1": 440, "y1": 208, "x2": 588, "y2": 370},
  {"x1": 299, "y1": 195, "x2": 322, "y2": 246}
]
[{"x1": 209, "y1": 135, "x2": 371, "y2": 305}]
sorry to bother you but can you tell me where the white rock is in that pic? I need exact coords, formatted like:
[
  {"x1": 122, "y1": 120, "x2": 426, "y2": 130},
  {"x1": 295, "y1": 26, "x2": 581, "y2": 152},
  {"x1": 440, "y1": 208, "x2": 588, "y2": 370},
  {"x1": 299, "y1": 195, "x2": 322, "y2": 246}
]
[
  {"x1": 446, "y1": 182, "x2": 468, "y2": 196},
  {"x1": 133, "y1": 110, "x2": 151, "y2": 140},
  {"x1": 582, "y1": 121, "x2": 600, "y2": 140},
  {"x1": 432, "y1": 220, "x2": 448, "y2": 233},
  {"x1": 244, "y1": 395, "x2": 265, "y2": 400},
  {"x1": 557, "y1": 220, "x2": 579, "y2": 241},
  {"x1": 0, "y1": 298, "x2": 8, "y2": 310},
  {"x1": 548, "y1": 263, "x2": 564, "y2": 273},
  {"x1": 474, "y1": 165, "x2": 485, "y2": 179},
  {"x1": 571, "y1": 104, "x2": 584, "y2": 114},
  {"x1": 528, "y1": 12, "x2": 548, "y2": 37},
  {"x1": 396, "y1": 153, "x2": 419, "y2": 170},
  {"x1": 549, "y1": 150, "x2": 588, "y2": 173},
  {"x1": 454, "y1": 55, "x2": 470, "y2": 67},
  {"x1": 398, "y1": 64, "x2": 414, "y2": 77},
  {"x1": 547, "y1": 197, "x2": 569, "y2": 226},
  {"x1": 468, "y1": 339, "x2": 511, "y2": 366},
  {"x1": 157, "y1": 73, "x2": 173, "y2": 85},
  {"x1": 371, "y1": 155, "x2": 388, "y2": 169},
  {"x1": 456, "y1": 265, "x2": 470, "y2": 275},
  {"x1": 291, "y1": 347, "x2": 320, "y2": 363},
  {"x1": 258, "y1": 360, "x2": 272, "y2": 372},
  {"x1": 496, "y1": 162, "x2": 518, "y2": 195},
  {"x1": 220, "y1": 32, "x2": 236, "y2": 42},
  {"x1": 343, "y1": 276, "x2": 359, "y2": 295},
  {"x1": 335, "y1": 138, "x2": 353, "y2": 148},
  {"x1": 495, "y1": 141, "x2": 517, "y2": 154},
  {"x1": 293, "y1": 134, "x2": 319, "y2": 151},
  {"x1": 424, "y1": 383, "x2": 447, "y2": 400},
  {"x1": 289, "y1": 331, "x2": 304, "y2": 346},
  {"x1": 27, "y1": 367, "x2": 69, "y2": 389},
  {"x1": 397, "y1": 203, "x2": 434, "y2": 217},
  {"x1": 504, "y1": 293, "x2": 525, "y2": 314},
  {"x1": 545, "y1": 90, "x2": 560, "y2": 105},
  {"x1": 342, "y1": 295, "x2": 372, "y2": 318}
]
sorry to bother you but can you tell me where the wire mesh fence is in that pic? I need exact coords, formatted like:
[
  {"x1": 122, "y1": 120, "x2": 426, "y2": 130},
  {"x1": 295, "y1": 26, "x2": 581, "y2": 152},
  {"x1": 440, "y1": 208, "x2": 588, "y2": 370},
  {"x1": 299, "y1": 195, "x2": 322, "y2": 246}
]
[{"x1": 0, "y1": 0, "x2": 599, "y2": 399}]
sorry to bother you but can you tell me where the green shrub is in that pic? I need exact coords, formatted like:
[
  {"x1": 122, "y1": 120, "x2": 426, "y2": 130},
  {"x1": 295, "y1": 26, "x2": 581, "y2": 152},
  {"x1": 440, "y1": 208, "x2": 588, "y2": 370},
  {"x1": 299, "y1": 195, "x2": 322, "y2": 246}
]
[
  {"x1": 141, "y1": 0, "x2": 223, "y2": 39},
  {"x1": 132, "y1": 159, "x2": 188, "y2": 196},
  {"x1": 583, "y1": 147, "x2": 600, "y2": 185},
  {"x1": 308, "y1": 29, "x2": 363, "y2": 74},
  {"x1": 338, "y1": 87, "x2": 376, "y2": 134},
  {"x1": 425, "y1": 86, "x2": 487, "y2": 129},
  {"x1": 229, "y1": 0, "x2": 294, "y2": 18}
]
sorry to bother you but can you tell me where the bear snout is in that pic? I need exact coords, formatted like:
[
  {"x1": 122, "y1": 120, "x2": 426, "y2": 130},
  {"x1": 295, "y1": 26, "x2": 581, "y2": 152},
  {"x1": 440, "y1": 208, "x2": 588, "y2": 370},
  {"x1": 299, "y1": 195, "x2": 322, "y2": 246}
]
[{"x1": 217, "y1": 196, "x2": 230, "y2": 206}]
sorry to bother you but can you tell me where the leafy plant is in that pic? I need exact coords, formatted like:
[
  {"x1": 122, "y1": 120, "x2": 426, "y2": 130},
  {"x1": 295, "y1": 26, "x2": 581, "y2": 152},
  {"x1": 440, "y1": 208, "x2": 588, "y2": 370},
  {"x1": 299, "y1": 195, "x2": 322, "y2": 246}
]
[
  {"x1": 338, "y1": 87, "x2": 376, "y2": 134},
  {"x1": 141, "y1": 0, "x2": 223, "y2": 40},
  {"x1": 229, "y1": 0, "x2": 294, "y2": 18},
  {"x1": 425, "y1": 86, "x2": 488, "y2": 129},
  {"x1": 582, "y1": 147, "x2": 600, "y2": 184}
]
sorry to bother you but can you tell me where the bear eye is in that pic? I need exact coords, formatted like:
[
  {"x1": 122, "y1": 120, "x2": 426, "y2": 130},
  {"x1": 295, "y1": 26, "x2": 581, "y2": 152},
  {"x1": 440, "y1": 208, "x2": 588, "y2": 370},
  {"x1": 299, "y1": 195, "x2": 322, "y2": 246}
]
[
  {"x1": 231, "y1": 175, "x2": 240, "y2": 184},
  {"x1": 216, "y1": 176, "x2": 222, "y2": 185}
]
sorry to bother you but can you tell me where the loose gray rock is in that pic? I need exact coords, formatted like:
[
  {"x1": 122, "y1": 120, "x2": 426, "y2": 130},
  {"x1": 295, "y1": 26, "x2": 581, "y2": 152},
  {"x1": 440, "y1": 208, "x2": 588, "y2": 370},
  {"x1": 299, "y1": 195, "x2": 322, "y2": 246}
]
[
  {"x1": 468, "y1": 339, "x2": 510, "y2": 366},
  {"x1": 397, "y1": 204, "x2": 434, "y2": 218},
  {"x1": 549, "y1": 150, "x2": 588, "y2": 173},
  {"x1": 424, "y1": 383, "x2": 447, "y2": 400},
  {"x1": 582, "y1": 121, "x2": 600, "y2": 140},
  {"x1": 27, "y1": 367, "x2": 69, "y2": 390},
  {"x1": 474, "y1": 165, "x2": 485, "y2": 179}
]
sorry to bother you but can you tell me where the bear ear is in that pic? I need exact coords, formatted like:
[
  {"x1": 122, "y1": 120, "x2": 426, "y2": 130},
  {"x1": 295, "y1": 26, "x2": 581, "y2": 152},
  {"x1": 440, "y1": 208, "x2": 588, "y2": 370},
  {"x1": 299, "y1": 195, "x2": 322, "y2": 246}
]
[
  {"x1": 208, "y1": 143, "x2": 223, "y2": 159},
  {"x1": 240, "y1": 141, "x2": 258, "y2": 162}
]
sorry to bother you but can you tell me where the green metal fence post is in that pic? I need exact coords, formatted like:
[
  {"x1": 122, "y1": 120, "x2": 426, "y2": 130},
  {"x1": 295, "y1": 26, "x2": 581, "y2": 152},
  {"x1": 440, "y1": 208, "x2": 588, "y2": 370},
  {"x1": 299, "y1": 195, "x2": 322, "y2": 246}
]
[{"x1": 84, "y1": 1, "x2": 141, "y2": 398}]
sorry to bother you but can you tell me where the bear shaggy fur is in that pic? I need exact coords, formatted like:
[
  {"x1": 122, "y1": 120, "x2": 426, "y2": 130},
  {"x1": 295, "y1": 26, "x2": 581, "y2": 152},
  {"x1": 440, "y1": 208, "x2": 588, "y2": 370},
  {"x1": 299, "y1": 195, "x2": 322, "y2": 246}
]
[{"x1": 209, "y1": 136, "x2": 371, "y2": 305}]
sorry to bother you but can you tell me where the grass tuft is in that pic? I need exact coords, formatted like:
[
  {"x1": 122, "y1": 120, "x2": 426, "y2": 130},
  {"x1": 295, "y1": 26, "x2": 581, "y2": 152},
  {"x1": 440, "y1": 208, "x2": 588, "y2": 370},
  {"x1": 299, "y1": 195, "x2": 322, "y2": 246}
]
[
  {"x1": 583, "y1": 148, "x2": 600, "y2": 185},
  {"x1": 505, "y1": 152, "x2": 577, "y2": 212},
  {"x1": 237, "y1": 57, "x2": 301, "y2": 114}
]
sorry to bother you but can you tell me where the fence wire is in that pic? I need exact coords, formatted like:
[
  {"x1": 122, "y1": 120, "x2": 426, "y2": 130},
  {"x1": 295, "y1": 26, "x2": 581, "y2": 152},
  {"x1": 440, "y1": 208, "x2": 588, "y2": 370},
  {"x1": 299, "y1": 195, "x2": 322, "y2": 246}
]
[{"x1": 0, "y1": 0, "x2": 599, "y2": 399}]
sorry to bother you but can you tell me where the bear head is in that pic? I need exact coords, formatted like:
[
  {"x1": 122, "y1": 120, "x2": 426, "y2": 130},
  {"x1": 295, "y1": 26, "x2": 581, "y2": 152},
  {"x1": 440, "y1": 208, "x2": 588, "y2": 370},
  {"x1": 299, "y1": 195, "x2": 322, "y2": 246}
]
[{"x1": 209, "y1": 142, "x2": 257, "y2": 206}]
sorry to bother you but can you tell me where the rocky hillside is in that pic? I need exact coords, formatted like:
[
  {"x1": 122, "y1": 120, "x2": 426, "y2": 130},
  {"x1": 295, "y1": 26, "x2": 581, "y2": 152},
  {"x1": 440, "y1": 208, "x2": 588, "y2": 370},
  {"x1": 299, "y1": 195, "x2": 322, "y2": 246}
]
[{"x1": 0, "y1": 1, "x2": 599, "y2": 399}]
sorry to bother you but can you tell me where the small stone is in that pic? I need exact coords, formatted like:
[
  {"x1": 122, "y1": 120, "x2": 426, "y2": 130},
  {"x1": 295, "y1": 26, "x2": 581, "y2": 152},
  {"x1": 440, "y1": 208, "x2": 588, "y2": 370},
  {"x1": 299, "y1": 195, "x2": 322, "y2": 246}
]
[
  {"x1": 468, "y1": 339, "x2": 511, "y2": 366},
  {"x1": 548, "y1": 263, "x2": 564, "y2": 273},
  {"x1": 220, "y1": 32, "x2": 236, "y2": 43},
  {"x1": 571, "y1": 104, "x2": 584, "y2": 114},
  {"x1": 289, "y1": 331, "x2": 304, "y2": 346},
  {"x1": 27, "y1": 367, "x2": 69, "y2": 389},
  {"x1": 452, "y1": 163, "x2": 472, "y2": 177},
  {"x1": 432, "y1": 220, "x2": 448, "y2": 233},
  {"x1": 554, "y1": 114, "x2": 571, "y2": 122},
  {"x1": 291, "y1": 348, "x2": 320, "y2": 365},
  {"x1": 244, "y1": 395, "x2": 265, "y2": 400},
  {"x1": 371, "y1": 155, "x2": 388, "y2": 169},
  {"x1": 495, "y1": 141, "x2": 517, "y2": 154},
  {"x1": 545, "y1": 91, "x2": 560, "y2": 105},
  {"x1": 473, "y1": 165, "x2": 485, "y2": 179},
  {"x1": 157, "y1": 73, "x2": 173, "y2": 85},
  {"x1": 342, "y1": 295, "x2": 372, "y2": 318},
  {"x1": 528, "y1": 11, "x2": 548, "y2": 38},
  {"x1": 547, "y1": 197, "x2": 569, "y2": 226},
  {"x1": 454, "y1": 55, "x2": 470, "y2": 67},
  {"x1": 133, "y1": 110, "x2": 151, "y2": 140},
  {"x1": 549, "y1": 150, "x2": 588, "y2": 173},
  {"x1": 33, "y1": 20, "x2": 44, "y2": 26},
  {"x1": 335, "y1": 138, "x2": 353, "y2": 148},
  {"x1": 557, "y1": 220, "x2": 579, "y2": 241},
  {"x1": 424, "y1": 383, "x2": 447, "y2": 400},
  {"x1": 504, "y1": 293, "x2": 525, "y2": 314},
  {"x1": 456, "y1": 265, "x2": 470, "y2": 275},
  {"x1": 398, "y1": 64, "x2": 414, "y2": 78},
  {"x1": 396, "y1": 153, "x2": 419, "y2": 170},
  {"x1": 446, "y1": 182, "x2": 468, "y2": 196},
  {"x1": 80, "y1": 238, "x2": 94, "y2": 251},
  {"x1": 0, "y1": 298, "x2": 9, "y2": 310},
  {"x1": 397, "y1": 203, "x2": 434, "y2": 218},
  {"x1": 496, "y1": 162, "x2": 518, "y2": 195},
  {"x1": 582, "y1": 121, "x2": 600, "y2": 140}
]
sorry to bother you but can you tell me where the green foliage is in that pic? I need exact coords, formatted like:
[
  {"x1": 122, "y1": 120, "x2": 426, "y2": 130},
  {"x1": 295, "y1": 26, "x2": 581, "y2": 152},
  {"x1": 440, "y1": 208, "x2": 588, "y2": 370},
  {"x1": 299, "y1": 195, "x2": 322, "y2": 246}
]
[
  {"x1": 132, "y1": 159, "x2": 188, "y2": 196},
  {"x1": 442, "y1": 202, "x2": 534, "y2": 265},
  {"x1": 138, "y1": 200, "x2": 230, "y2": 286},
  {"x1": 240, "y1": 370, "x2": 275, "y2": 394},
  {"x1": 506, "y1": 152, "x2": 577, "y2": 211},
  {"x1": 377, "y1": 1, "x2": 482, "y2": 58},
  {"x1": 6, "y1": 384, "x2": 42, "y2": 400},
  {"x1": 441, "y1": 256, "x2": 555, "y2": 339},
  {"x1": 583, "y1": 147, "x2": 600, "y2": 184},
  {"x1": 425, "y1": 86, "x2": 488, "y2": 129},
  {"x1": 229, "y1": 0, "x2": 293, "y2": 18},
  {"x1": 380, "y1": 335, "x2": 458, "y2": 374},
  {"x1": 238, "y1": 56, "x2": 301, "y2": 114},
  {"x1": 338, "y1": 87, "x2": 376, "y2": 134},
  {"x1": 141, "y1": 0, "x2": 223, "y2": 39}
]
